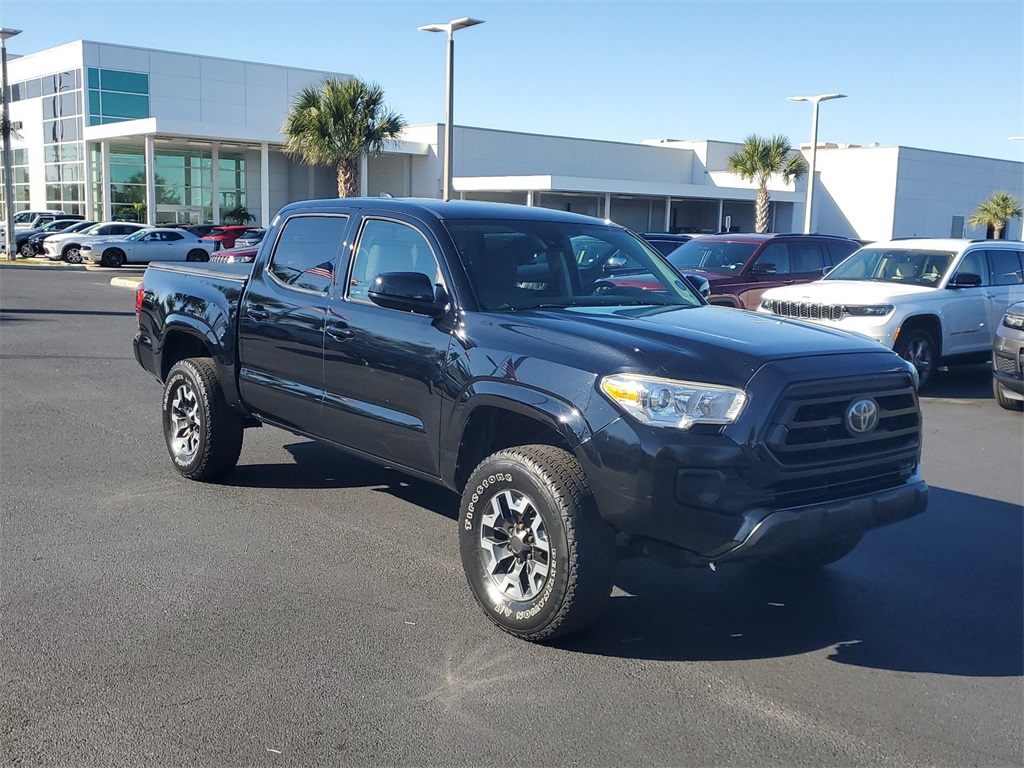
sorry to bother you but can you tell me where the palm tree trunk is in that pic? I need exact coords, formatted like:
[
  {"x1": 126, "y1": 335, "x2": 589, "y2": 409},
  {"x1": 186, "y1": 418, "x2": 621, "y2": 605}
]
[
  {"x1": 755, "y1": 187, "x2": 770, "y2": 233},
  {"x1": 336, "y1": 158, "x2": 360, "y2": 198}
]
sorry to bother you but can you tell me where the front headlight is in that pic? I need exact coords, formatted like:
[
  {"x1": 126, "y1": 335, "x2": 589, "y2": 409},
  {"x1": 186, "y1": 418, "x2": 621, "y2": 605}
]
[
  {"x1": 599, "y1": 374, "x2": 747, "y2": 429},
  {"x1": 1003, "y1": 311, "x2": 1024, "y2": 330},
  {"x1": 843, "y1": 304, "x2": 894, "y2": 317}
]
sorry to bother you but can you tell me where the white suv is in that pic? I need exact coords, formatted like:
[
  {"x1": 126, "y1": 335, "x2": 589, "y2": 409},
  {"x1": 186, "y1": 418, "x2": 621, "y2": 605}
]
[{"x1": 758, "y1": 239, "x2": 1024, "y2": 387}]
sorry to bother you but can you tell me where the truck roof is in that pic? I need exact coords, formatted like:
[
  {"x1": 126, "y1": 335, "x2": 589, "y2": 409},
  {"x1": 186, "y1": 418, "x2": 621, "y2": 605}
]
[{"x1": 275, "y1": 197, "x2": 608, "y2": 226}]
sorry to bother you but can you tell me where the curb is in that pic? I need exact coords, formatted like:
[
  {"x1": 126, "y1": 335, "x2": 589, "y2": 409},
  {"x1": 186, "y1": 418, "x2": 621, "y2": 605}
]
[{"x1": 110, "y1": 276, "x2": 143, "y2": 289}]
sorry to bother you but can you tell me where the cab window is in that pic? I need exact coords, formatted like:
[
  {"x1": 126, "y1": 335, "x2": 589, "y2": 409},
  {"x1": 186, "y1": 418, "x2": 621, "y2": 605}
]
[
  {"x1": 348, "y1": 219, "x2": 442, "y2": 303},
  {"x1": 267, "y1": 214, "x2": 348, "y2": 293}
]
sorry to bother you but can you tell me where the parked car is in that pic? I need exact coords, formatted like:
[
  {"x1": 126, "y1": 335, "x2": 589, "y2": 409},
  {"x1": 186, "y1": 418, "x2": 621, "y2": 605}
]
[
  {"x1": 641, "y1": 232, "x2": 693, "y2": 256},
  {"x1": 992, "y1": 301, "x2": 1024, "y2": 410},
  {"x1": 26, "y1": 220, "x2": 97, "y2": 258},
  {"x1": 0, "y1": 210, "x2": 65, "y2": 237},
  {"x1": 14, "y1": 218, "x2": 87, "y2": 257},
  {"x1": 43, "y1": 222, "x2": 150, "y2": 263},
  {"x1": 173, "y1": 224, "x2": 219, "y2": 238},
  {"x1": 621, "y1": 233, "x2": 862, "y2": 310},
  {"x1": 233, "y1": 228, "x2": 266, "y2": 248},
  {"x1": 759, "y1": 238, "x2": 1024, "y2": 388},
  {"x1": 81, "y1": 228, "x2": 213, "y2": 267},
  {"x1": 209, "y1": 245, "x2": 259, "y2": 264},
  {"x1": 202, "y1": 225, "x2": 260, "y2": 250},
  {"x1": 134, "y1": 198, "x2": 927, "y2": 643}
]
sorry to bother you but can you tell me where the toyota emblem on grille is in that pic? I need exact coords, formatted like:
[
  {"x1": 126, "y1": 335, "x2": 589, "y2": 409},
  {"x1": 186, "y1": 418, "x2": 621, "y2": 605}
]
[{"x1": 845, "y1": 398, "x2": 879, "y2": 435}]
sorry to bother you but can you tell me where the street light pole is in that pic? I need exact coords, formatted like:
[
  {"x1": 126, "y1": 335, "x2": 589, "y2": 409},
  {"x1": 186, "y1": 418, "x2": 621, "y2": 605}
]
[
  {"x1": 1, "y1": 28, "x2": 22, "y2": 260},
  {"x1": 787, "y1": 93, "x2": 846, "y2": 234},
  {"x1": 418, "y1": 17, "x2": 484, "y2": 202}
]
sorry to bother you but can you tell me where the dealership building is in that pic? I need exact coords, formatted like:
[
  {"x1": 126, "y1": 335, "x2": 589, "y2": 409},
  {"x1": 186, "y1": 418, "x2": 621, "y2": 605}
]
[{"x1": 4, "y1": 39, "x2": 1022, "y2": 241}]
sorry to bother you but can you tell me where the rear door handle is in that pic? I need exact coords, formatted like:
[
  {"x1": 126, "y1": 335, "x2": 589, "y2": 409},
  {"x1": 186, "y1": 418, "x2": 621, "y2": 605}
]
[
  {"x1": 246, "y1": 305, "x2": 269, "y2": 321},
  {"x1": 327, "y1": 322, "x2": 354, "y2": 341}
]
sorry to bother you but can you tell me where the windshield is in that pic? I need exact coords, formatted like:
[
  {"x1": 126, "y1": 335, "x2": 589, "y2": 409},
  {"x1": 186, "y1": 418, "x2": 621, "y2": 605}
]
[
  {"x1": 666, "y1": 240, "x2": 758, "y2": 275},
  {"x1": 826, "y1": 247, "x2": 955, "y2": 286},
  {"x1": 446, "y1": 219, "x2": 702, "y2": 311}
]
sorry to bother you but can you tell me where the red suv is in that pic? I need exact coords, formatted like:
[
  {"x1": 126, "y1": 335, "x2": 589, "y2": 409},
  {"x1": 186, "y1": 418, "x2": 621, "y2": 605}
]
[
  {"x1": 607, "y1": 233, "x2": 862, "y2": 310},
  {"x1": 202, "y1": 225, "x2": 260, "y2": 251}
]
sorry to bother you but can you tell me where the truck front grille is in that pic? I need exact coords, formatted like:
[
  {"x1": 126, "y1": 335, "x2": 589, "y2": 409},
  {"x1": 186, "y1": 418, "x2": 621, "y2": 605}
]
[
  {"x1": 763, "y1": 299, "x2": 844, "y2": 321},
  {"x1": 763, "y1": 373, "x2": 921, "y2": 468}
]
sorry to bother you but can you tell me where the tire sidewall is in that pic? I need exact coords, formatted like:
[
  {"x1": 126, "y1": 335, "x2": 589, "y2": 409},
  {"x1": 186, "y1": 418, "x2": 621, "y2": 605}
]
[
  {"x1": 459, "y1": 456, "x2": 572, "y2": 636},
  {"x1": 162, "y1": 363, "x2": 208, "y2": 475}
]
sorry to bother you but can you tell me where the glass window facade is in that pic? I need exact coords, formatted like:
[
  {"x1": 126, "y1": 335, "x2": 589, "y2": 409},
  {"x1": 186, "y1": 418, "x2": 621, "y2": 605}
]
[
  {"x1": 0, "y1": 148, "x2": 32, "y2": 215},
  {"x1": 87, "y1": 68, "x2": 150, "y2": 126}
]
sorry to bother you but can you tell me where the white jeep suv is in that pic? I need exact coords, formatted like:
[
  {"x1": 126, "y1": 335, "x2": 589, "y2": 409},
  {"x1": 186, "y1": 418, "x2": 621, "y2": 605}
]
[{"x1": 758, "y1": 239, "x2": 1024, "y2": 387}]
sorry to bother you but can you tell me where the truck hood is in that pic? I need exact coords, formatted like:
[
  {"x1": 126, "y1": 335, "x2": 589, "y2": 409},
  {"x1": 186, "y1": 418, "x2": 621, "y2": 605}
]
[
  {"x1": 474, "y1": 304, "x2": 892, "y2": 388},
  {"x1": 762, "y1": 279, "x2": 937, "y2": 304}
]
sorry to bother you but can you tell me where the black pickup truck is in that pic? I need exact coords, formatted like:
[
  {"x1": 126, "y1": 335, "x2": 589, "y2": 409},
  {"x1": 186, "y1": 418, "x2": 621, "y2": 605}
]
[{"x1": 134, "y1": 198, "x2": 928, "y2": 642}]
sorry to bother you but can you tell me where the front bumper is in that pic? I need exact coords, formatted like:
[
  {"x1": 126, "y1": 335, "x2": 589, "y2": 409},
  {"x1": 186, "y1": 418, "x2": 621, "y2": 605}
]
[{"x1": 992, "y1": 333, "x2": 1024, "y2": 396}]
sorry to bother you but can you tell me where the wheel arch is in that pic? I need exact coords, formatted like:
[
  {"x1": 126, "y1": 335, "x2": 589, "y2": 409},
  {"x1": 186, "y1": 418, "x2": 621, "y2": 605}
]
[
  {"x1": 897, "y1": 314, "x2": 943, "y2": 357},
  {"x1": 449, "y1": 385, "x2": 594, "y2": 493}
]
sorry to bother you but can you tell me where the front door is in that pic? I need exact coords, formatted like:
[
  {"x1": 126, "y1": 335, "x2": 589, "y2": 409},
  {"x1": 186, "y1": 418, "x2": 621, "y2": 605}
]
[
  {"x1": 237, "y1": 213, "x2": 350, "y2": 435},
  {"x1": 322, "y1": 214, "x2": 453, "y2": 477},
  {"x1": 942, "y1": 249, "x2": 991, "y2": 355}
]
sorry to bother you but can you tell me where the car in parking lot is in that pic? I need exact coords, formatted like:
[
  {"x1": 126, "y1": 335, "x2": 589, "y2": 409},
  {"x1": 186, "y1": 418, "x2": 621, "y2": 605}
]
[
  {"x1": 202, "y1": 225, "x2": 260, "y2": 250},
  {"x1": 12, "y1": 217, "x2": 86, "y2": 257},
  {"x1": 234, "y1": 228, "x2": 266, "y2": 248},
  {"x1": 605, "y1": 233, "x2": 861, "y2": 309},
  {"x1": 209, "y1": 245, "x2": 259, "y2": 264},
  {"x1": 641, "y1": 232, "x2": 693, "y2": 256},
  {"x1": 25, "y1": 220, "x2": 97, "y2": 258},
  {"x1": 992, "y1": 300, "x2": 1024, "y2": 410},
  {"x1": 43, "y1": 222, "x2": 150, "y2": 262},
  {"x1": 81, "y1": 228, "x2": 213, "y2": 267},
  {"x1": 759, "y1": 238, "x2": 1024, "y2": 388}
]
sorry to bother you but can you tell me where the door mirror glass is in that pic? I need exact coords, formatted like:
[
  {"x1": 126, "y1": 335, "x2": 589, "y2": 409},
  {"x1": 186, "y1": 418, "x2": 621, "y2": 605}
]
[{"x1": 369, "y1": 271, "x2": 448, "y2": 316}]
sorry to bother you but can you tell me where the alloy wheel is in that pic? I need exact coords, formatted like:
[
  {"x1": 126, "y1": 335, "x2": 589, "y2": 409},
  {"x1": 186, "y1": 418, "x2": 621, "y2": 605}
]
[
  {"x1": 168, "y1": 382, "x2": 201, "y2": 462},
  {"x1": 478, "y1": 489, "x2": 551, "y2": 601}
]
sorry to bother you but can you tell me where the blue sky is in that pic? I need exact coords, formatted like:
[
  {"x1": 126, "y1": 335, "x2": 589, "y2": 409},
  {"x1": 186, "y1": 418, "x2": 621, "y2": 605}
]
[{"x1": 4, "y1": 1, "x2": 1023, "y2": 161}]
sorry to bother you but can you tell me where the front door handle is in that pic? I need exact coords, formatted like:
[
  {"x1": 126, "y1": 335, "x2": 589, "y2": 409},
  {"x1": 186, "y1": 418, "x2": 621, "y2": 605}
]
[
  {"x1": 246, "y1": 305, "x2": 269, "y2": 321},
  {"x1": 327, "y1": 322, "x2": 354, "y2": 341}
]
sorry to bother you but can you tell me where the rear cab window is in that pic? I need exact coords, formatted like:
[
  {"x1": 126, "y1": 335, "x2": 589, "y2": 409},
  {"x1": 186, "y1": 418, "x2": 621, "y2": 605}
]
[{"x1": 266, "y1": 214, "x2": 349, "y2": 294}]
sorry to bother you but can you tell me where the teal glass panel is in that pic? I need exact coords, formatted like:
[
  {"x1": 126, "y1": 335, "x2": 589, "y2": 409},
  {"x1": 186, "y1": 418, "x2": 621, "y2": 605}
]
[
  {"x1": 100, "y1": 70, "x2": 148, "y2": 94},
  {"x1": 100, "y1": 92, "x2": 149, "y2": 119},
  {"x1": 88, "y1": 68, "x2": 99, "y2": 89},
  {"x1": 89, "y1": 90, "x2": 101, "y2": 116}
]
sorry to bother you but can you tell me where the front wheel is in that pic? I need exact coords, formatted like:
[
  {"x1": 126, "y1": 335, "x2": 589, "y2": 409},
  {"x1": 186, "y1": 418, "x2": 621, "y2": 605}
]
[
  {"x1": 895, "y1": 327, "x2": 937, "y2": 389},
  {"x1": 162, "y1": 357, "x2": 244, "y2": 481},
  {"x1": 459, "y1": 444, "x2": 614, "y2": 642},
  {"x1": 101, "y1": 249, "x2": 125, "y2": 268},
  {"x1": 64, "y1": 245, "x2": 82, "y2": 263}
]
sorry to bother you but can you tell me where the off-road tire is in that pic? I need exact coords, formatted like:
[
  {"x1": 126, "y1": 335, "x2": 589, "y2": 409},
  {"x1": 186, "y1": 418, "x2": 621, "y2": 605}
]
[
  {"x1": 459, "y1": 444, "x2": 614, "y2": 642},
  {"x1": 162, "y1": 357, "x2": 244, "y2": 481}
]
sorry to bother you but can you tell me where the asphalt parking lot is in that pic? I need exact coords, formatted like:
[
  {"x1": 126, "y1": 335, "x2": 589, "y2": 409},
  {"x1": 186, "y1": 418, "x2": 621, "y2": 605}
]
[{"x1": 1, "y1": 264, "x2": 1021, "y2": 766}]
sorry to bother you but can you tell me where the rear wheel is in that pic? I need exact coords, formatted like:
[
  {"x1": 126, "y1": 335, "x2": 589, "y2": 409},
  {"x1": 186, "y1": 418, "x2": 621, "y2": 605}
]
[
  {"x1": 101, "y1": 249, "x2": 126, "y2": 268},
  {"x1": 162, "y1": 357, "x2": 244, "y2": 481},
  {"x1": 993, "y1": 377, "x2": 1024, "y2": 411},
  {"x1": 186, "y1": 249, "x2": 209, "y2": 262},
  {"x1": 895, "y1": 327, "x2": 937, "y2": 389},
  {"x1": 459, "y1": 444, "x2": 614, "y2": 642}
]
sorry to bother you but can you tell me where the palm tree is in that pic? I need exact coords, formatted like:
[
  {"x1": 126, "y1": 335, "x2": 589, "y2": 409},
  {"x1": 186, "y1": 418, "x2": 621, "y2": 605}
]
[
  {"x1": 727, "y1": 134, "x2": 807, "y2": 233},
  {"x1": 282, "y1": 77, "x2": 406, "y2": 198},
  {"x1": 968, "y1": 191, "x2": 1022, "y2": 239}
]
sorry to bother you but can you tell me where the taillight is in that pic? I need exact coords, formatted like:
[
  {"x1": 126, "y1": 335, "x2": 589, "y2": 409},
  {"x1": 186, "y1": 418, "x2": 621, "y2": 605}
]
[{"x1": 135, "y1": 280, "x2": 145, "y2": 317}]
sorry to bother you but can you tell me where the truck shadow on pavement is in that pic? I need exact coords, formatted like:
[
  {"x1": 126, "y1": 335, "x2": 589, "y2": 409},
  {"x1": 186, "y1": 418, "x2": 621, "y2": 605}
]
[
  {"x1": 564, "y1": 486, "x2": 1022, "y2": 677},
  {"x1": 921, "y1": 363, "x2": 995, "y2": 400}
]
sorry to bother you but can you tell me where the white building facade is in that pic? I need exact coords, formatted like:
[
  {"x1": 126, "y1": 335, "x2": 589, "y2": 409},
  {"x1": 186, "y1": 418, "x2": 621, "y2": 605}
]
[{"x1": 4, "y1": 40, "x2": 1022, "y2": 241}]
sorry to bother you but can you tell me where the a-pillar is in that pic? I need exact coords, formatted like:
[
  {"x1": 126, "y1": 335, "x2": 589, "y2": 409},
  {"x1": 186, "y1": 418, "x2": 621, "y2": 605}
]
[{"x1": 260, "y1": 142, "x2": 270, "y2": 226}]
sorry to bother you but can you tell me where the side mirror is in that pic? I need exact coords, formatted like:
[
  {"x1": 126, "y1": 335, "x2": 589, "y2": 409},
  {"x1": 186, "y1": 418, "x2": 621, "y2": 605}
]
[
  {"x1": 605, "y1": 255, "x2": 628, "y2": 271},
  {"x1": 948, "y1": 272, "x2": 982, "y2": 288},
  {"x1": 749, "y1": 262, "x2": 777, "y2": 276},
  {"x1": 368, "y1": 271, "x2": 449, "y2": 317},
  {"x1": 681, "y1": 272, "x2": 711, "y2": 300}
]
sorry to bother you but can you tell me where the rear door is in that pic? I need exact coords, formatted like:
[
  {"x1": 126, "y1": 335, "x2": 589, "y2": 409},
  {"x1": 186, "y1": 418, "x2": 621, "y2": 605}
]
[
  {"x1": 237, "y1": 212, "x2": 351, "y2": 435},
  {"x1": 321, "y1": 212, "x2": 454, "y2": 477},
  {"x1": 985, "y1": 248, "x2": 1024, "y2": 334}
]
